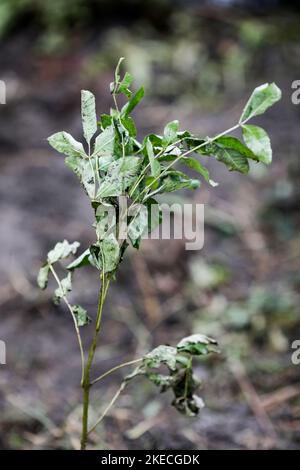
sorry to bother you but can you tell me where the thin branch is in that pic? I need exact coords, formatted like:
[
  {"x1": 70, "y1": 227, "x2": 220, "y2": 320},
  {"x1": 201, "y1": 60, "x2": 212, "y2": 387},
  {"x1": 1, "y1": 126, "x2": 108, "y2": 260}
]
[
  {"x1": 49, "y1": 265, "x2": 85, "y2": 385},
  {"x1": 91, "y1": 358, "x2": 142, "y2": 386},
  {"x1": 88, "y1": 382, "x2": 127, "y2": 435}
]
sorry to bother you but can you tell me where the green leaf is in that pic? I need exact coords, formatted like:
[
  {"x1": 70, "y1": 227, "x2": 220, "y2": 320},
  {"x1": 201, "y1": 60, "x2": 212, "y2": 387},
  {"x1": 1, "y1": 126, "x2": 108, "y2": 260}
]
[
  {"x1": 54, "y1": 272, "x2": 72, "y2": 303},
  {"x1": 72, "y1": 304, "x2": 91, "y2": 327},
  {"x1": 163, "y1": 120, "x2": 179, "y2": 146},
  {"x1": 158, "y1": 171, "x2": 200, "y2": 194},
  {"x1": 240, "y1": 82, "x2": 281, "y2": 123},
  {"x1": 47, "y1": 240, "x2": 80, "y2": 265},
  {"x1": 93, "y1": 126, "x2": 115, "y2": 157},
  {"x1": 177, "y1": 334, "x2": 219, "y2": 356},
  {"x1": 121, "y1": 116, "x2": 137, "y2": 137},
  {"x1": 37, "y1": 263, "x2": 50, "y2": 290},
  {"x1": 48, "y1": 132, "x2": 85, "y2": 158},
  {"x1": 143, "y1": 345, "x2": 178, "y2": 371},
  {"x1": 215, "y1": 136, "x2": 258, "y2": 160},
  {"x1": 122, "y1": 86, "x2": 145, "y2": 116},
  {"x1": 242, "y1": 124, "x2": 272, "y2": 164},
  {"x1": 81, "y1": 90, "x2": 97, "y2": 145},
  {"x1": 181, "y1": 157, "x2": 218, "y2": 186},
  {"x1": 96, "y1": 157, "x2": 141, "y2": 199},
  {"x1": 146, "y1": 138, "x2": 161, "y2": 177},
  {"x1": 67, "y1": 249, "x2": 91, "y2": 271},
  {"x1": 118, "y1": 71, "x2": 133, "y2": 98},
  {"x1": 211, "y1": 141, "x2": 250, "y2": 174},
  {"x1": 99, "y1": 114, "x2": 113, "y2": 129}
]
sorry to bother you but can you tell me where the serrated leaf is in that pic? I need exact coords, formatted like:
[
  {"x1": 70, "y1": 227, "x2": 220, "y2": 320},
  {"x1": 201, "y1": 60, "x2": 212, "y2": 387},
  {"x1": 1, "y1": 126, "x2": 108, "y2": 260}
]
[
  {"x1": 146, "y1": 138, "x2": 161, "y2": 177},
  {"x1": 81, "y1": 90, "x2": 97, "y2": 145},
  {"x1": 48, "y1": 132, "x2": 85, "y2": 158},
  {"x1": 37, "y1": 263, "x2": 50, "y2": 290},
  {"x1": 242, "y1": 124, "x2": 272, "y2": 164},
  {"x1": 163, "y1": 120, "x2": 179, "y2": 146},
  {"x1": 240, "y1": 82, "x2": 281, "y2": 123},
  {"x1": 47, "y1": 240, "x2": 80, "y2": 264},
  {"x1": 93, "y1": 126, "x2": 115, "y2": 157},
  {"x1": 72, "y1": 304, "x2": 91, "y2": 327}
]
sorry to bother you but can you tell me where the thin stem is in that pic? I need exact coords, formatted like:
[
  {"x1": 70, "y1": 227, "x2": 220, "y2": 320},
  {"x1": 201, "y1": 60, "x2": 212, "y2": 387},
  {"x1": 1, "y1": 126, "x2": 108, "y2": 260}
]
[
  {"x1": 88, "y1": 381, "x2": 127, "y2": 436},
  {"x1": 91, "y1": 358, "x2": 143, "y2": 386},
  {"x1": 80, "y1": 270, "x2": 110, "y2": 450},
  {"x1": 49, "y1": 265, "x2": 85, "y2": 386}
]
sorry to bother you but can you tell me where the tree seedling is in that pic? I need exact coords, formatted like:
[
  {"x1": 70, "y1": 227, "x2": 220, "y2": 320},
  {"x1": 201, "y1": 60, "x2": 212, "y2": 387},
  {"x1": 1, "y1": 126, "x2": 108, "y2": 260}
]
[{"x1": 37, "y1": 58, "x2": 281, "y2": 449}]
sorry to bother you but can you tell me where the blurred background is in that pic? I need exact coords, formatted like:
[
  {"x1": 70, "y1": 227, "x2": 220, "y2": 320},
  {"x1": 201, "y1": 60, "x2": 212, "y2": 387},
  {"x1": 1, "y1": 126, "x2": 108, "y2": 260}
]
[{"x1": 0, "y1": 0, "x2": 300, "y2": 450}]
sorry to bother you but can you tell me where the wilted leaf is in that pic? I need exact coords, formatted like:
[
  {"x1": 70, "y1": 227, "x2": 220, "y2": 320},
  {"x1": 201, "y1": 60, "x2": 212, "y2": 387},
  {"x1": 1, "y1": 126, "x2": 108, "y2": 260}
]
[
  {"x1": 54, "y1": 272, "x2": 72, "y2": 303},
  {"x1": 242, "y1": 124, "x2": 272, "y2": 164},
  {"x1": 143, "y1": 345, "x2": 177, "y2": 371},
  {"x1": 47, "y1": 240, "x2": 80, "y2": 265},
  {"x1": 81, "y1": 90, "x2": 97, "y2": 145},
  {"x1": 177, "y1": 334, "x2": 219, "y2": 356},
  {"x1": 37, "y1": 263, "x2": 50, "y2": 290},
  {"x1": 240, "y1": 82, "x2": 281, "y2": 122},
  {"x1": 72, "y1": 304, "x2": 91, "y2": 327}
]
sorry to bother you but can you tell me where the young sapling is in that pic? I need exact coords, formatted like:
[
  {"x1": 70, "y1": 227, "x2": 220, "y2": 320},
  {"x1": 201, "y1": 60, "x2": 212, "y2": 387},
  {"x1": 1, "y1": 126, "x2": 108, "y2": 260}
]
[{"x1": 37, "y1": 58, "x2": 281, "y2": 449}]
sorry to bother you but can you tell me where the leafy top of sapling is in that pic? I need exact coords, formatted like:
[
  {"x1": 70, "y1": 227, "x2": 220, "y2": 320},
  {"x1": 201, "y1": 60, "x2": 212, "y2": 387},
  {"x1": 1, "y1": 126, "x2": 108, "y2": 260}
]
[{"x1": 45, "y1": 61, "x2": 281, "y2": 279}]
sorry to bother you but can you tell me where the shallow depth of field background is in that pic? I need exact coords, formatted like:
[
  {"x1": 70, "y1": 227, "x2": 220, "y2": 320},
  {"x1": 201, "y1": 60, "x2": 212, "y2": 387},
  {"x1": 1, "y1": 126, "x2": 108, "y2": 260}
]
[{"x1": 0, "y1": 0, "x2": 300, "y2": 450}]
